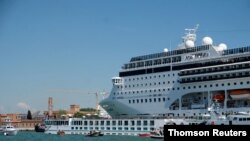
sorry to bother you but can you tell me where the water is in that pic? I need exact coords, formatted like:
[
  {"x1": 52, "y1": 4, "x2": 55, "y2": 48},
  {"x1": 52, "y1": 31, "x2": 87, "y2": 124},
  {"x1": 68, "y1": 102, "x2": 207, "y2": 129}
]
[{"x1": 0, "y1": 131, "x2": 161, "y2": 141}]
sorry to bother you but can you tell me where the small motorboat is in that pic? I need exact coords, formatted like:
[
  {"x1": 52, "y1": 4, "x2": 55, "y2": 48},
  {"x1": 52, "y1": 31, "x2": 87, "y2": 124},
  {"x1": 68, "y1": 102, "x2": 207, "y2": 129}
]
[
  {"x1": 138, "y1": 132, "x2": 151, "y2": 137},
  {"x1": 57, "y1": 130, "x2": 65, "y2": 136},
  {"x1": 150, "y1": 128, "x2": 164, "y2": 139},
  {"x1": 0, "y1": 125, "x2": 18, "y2": 136},
  {"x1": 86, "y1": 130, "x2": 104, "y2": 137},
  {"x1": 34, "y1": 123, "x2": 46, "y2": 132}
]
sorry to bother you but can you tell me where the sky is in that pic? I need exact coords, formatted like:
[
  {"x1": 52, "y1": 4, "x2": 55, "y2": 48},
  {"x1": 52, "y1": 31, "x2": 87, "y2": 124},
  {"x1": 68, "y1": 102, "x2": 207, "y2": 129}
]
[{"x1": 0, "y1": 0, "x2": 250, "y2": 113}]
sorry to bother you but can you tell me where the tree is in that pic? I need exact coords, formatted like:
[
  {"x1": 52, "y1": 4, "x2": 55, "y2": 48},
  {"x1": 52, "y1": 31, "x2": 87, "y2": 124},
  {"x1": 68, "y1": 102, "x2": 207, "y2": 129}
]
[
  {"x1": 73, "y1": 112, "x2": 84, "y2": 118},
  {"x1": 27, "y1": 110, "x2": 32, "y2": 120}
]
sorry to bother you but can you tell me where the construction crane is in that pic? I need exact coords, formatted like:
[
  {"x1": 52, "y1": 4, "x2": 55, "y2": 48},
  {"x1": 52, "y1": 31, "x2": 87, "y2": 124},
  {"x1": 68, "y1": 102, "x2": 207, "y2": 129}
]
[{"x1": 88, "y1": 91, "x2": 108, "y2": 111}]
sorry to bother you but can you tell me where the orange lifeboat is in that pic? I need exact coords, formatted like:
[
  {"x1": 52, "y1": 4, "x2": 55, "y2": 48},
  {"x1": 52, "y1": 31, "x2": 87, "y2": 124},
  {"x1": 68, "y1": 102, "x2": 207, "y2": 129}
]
[
  {"x1": 212, "y1": 93, "x2": 225, "y2": 102},
  {"x1": 229, "y1": 89, "x2": 250, "y2": 100}
]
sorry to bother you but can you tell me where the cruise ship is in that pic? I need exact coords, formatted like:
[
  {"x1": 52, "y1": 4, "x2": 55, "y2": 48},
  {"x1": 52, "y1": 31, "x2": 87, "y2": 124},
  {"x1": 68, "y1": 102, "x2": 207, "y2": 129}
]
[
  {"x1": 44, "y1": 25, "x2": 250, "y2": 135},
  {"x1": 100, "y1": 25, "x2": 250, "y2": 118}
]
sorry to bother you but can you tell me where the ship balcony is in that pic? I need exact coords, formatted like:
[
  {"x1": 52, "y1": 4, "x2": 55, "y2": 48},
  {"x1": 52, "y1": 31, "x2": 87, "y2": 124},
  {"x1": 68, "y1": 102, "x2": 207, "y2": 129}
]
[
  {"x1": 179, "y1": 61, "x2": 250, "y2": 76},
  {"x1": 179, "y1": 71, "x2": 250, "y2": 83}
]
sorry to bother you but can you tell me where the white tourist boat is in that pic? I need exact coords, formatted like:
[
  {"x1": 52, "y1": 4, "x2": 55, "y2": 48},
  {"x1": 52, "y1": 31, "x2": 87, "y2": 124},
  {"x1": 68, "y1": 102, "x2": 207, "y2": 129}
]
[{"x1": 44, "y1": 118, "x2": 166, "y2": 136}]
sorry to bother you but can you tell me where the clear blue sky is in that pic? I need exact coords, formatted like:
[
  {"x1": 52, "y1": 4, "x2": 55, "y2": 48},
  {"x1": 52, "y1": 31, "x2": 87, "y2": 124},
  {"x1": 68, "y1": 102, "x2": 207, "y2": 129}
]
[{"x1": 0, "y1": 0, "x2": 250, "y2": 113}]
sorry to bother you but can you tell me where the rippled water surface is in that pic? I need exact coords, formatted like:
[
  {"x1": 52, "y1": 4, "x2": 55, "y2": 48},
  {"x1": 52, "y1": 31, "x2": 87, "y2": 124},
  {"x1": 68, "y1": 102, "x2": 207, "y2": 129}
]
[{"x1": 0, "y1": 131, "x2": 162, "y2": 141}]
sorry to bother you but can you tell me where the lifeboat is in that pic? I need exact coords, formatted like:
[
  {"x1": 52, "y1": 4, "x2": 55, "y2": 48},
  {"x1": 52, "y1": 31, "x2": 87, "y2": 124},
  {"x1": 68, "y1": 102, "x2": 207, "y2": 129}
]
[
  {"x1": 212, "y1": 93, "x2": 225, "y2": 102},
  {"x1": 229, "y1": 89, "x2": 250, "y2": 100}
]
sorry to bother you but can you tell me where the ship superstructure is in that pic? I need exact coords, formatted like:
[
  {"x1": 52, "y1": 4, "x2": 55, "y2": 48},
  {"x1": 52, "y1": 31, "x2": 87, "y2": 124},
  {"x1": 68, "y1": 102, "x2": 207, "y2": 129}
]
[{"x1": 100, "y1": 25, "x2": 250, "y2": 118}]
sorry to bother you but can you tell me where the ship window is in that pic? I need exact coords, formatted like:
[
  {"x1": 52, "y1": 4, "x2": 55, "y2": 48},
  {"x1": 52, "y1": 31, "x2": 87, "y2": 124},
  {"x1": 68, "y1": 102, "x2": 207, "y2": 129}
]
[
  {"x1": 149, "y1": 99, "x2": 152, "y2": 102},
  {"x1": 193, "y1": 86, "x2": 196, "y2": 89},
  {"x1": 154, "y1": 83, "x2": 156, "y2": 85},
  {"x1": 158, "y1": 89, "x2": 161, "y2": 92},
  {"x1": 158, "y1": 82, "x2": 161, "y2": 85},
  {"x1": 154, "y1": 89, "x2": 156, "y2": 92},
  {"x1": 145, "y1": 77, "x2": 147, "y2": 79},
  {"x1": 221, "y1": 83, "x2": 224, "y2": 86},
  {"x1": 112, "y1": 121, "x2": 116, "y2": 125},
  {"x1": 131, "y1": 127, "x2": 135, "y2": 130},
  {"x1": 210, "y1": 84, "x2": 213, "y2": 87},
  {"x1": 101, "y1": 121, "x2": 104, "y2": 125},
  {"x1": 141, "y1": 99, "x2": 143, "y2": 103},
  {"x1": 216, "y1": 84, "x2": 218, "y2": 87},
  {"x1": 145, "y1": 99, "x2": 148, "y2": 103},
  {"x1": 183, "y1": 87, "x2": 186, "y2": 89},
  {"x1": 234, "y1": 82, "x2": 237, "y2": 85},
  {"x1": 247, "y1": 81, "x2": 250, "y2": 84},
  {"x1": 172, "y1": 88, "x2": 175, "y2": 90},
  {"x1": 177, "y1": 87, "x2": 180, "y2": 90},
  {"x1": 137, "y1": 99, "x2": 139, "y2": 103},
  {"x1": 168, "y1": 88, "x2": 170, "y2": 91},
  {"x1": 106, "y1": 121, "x2": 110, "y2": 125},
  {"x1": 129, "y1": 100, "x2": 131, "y2": 103},
  {"x1": 154, "y1": 98, "x2": 156, "y2": 102},
  {"x1": 228, "y1": 83, "x2": 231, "y2": 86},
  {"x1": 133, "y1": 100, "x2": 135, "y2": 103},
  {"x1": 90, "y1": 121, "x2": 93, "y2": 125},
  {"x1": 240, "y1": 82, "x2": 243, "y2": 85},
  {"x1": 158, "y1": 98, "x2": 161, "y2": 102},
  {"x1": 150, "y1": 120, "x2": 154, "y2": 126},
  {"x1": 163, "y1": 97, "x2": 165, "y2": 101},
  {"x1": 163, "y1": 89, "x2": 165, "y2": 91}
]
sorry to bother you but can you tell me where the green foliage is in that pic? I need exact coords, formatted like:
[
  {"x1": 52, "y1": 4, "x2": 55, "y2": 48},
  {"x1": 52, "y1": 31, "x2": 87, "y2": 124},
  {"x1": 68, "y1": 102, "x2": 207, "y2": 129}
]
[
  {"x1": 73, "y1": 112, "x2": 84, "y2": 118},
  {"x1": 80, "y1": 108, "x2": 96, "y2": 112},
  {"x1": 27, "y1": 110, "x2": 32, "y2": 120}
]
